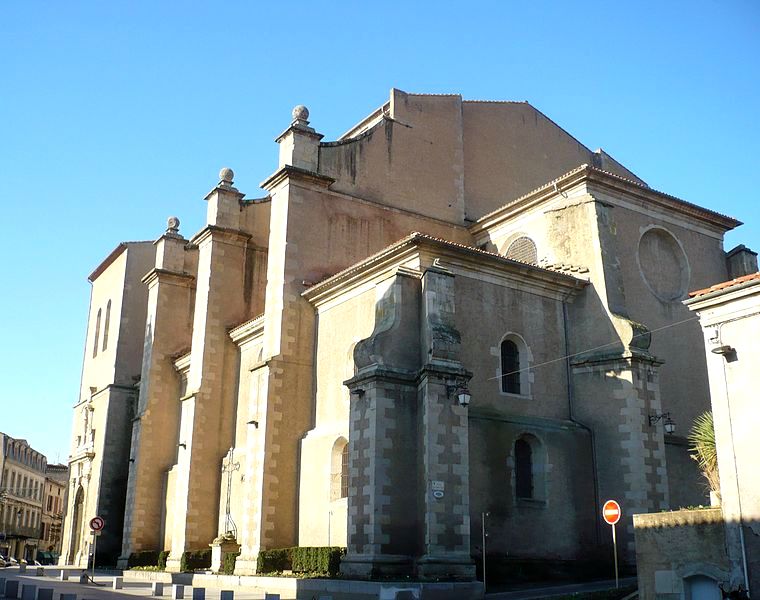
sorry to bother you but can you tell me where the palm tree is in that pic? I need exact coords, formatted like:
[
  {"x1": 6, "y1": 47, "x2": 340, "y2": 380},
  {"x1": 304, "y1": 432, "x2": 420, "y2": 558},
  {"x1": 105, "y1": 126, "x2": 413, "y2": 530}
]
[{"x1": 689, "y1": 411, "x2": 720, "y2": 501}]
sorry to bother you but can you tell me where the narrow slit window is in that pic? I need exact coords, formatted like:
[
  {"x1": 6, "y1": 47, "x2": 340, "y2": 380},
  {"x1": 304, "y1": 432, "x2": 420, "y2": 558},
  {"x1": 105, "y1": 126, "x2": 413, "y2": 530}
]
[
  {"x1": 93, "y1": 308, "x2": 102, "y2": 358},
  {"x1": 102, "y1": 300, "x2": 111, "y2": 351}
]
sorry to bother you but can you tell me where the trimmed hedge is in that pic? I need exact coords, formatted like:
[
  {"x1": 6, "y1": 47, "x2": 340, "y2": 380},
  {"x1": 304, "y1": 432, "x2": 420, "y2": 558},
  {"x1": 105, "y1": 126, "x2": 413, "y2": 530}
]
[
  {"x1": 257, "y1": 547, "x2": 292, "y2": 573},
  {"x1": 256, "y1": 546, "x2": 345, "y2": 576},
  {"x1": 158, "y1": 551, "x2": 170, "y2": 570},
  {"x1": 180, "y1": 549, "x2": 212, "y2": 573},
  {"x1": 128, "y1": 550, "x2": 160, "y2": 568},
  {"x1": 222, "y1": 551, "x2": 240, "y2": 575}
]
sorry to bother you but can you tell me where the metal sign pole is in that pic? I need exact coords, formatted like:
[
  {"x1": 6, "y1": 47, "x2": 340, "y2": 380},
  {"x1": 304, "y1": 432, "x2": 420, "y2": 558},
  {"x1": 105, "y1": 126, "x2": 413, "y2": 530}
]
[
  {"x1": 481, "y1": 512, "x2": 487, "y2": 592},
  {"x1": 612, "y1": 522, "x2": 618, "y2": 589},
  {"x1": 91, "y1": 531, "x2": 97, "y2": 581}
]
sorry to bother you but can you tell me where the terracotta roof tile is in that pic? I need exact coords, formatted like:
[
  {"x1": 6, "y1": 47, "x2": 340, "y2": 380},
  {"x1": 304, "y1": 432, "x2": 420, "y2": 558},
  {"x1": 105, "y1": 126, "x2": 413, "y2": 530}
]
[{"x1": 689, "y1": 272, "x2": 760, "y2": 297}]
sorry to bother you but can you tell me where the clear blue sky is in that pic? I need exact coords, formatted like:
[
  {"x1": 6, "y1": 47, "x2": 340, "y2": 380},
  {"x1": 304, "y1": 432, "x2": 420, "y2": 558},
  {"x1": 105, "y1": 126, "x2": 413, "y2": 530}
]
[{"x1": 1, "y1": 1, "x2": 758, "y2": 462}]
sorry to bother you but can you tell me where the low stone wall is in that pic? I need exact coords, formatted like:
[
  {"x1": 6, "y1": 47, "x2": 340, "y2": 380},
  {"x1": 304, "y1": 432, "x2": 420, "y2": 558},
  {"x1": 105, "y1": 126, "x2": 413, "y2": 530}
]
[
  {"x1": 123, "y1": 570, "x2": 484, "y2": 599},
  {"x1": 633, "y1": 508, "x2": 729, "y2": 600}
]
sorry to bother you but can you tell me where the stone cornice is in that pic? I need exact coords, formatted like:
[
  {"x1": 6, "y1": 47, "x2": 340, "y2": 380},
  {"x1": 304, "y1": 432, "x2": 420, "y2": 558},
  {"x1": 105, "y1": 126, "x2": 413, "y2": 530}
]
[
  {"x1": 203, "y1": 183, "x2": 245, "y2": 203},
  {"x1": 189, "y1": 225, "x2": 253, "y2": 247},
  {"x1": 229, "y1": 314, "x2": 265, "y2": 345},
  {"x1": 260, "y1": 165, "x2": 335, "y2": 192},
  {"x1": 274, "y1": 123, "x2": 325, "y2": 144},
  {"x1": 345, "y1": 363, "x2": 473, "y2": 391},
  {"x1": 173, "y1": 352, "x2": 191, "y2": 373},
  {"x1": 570, "y1": 350, "x2": 664, "y2": 369},
  {"x1": 469, "y1": 164, "x2": 741, "y2": 239},
  {"x1": 468, "y1": 409, "x2": 589, "y2": 432},
  {"x1": 302, "y1": 233, "x2": 587, "y2": 309},
  {"x1": 141, "y1": 268, "x2": 195, "y2": 288}
]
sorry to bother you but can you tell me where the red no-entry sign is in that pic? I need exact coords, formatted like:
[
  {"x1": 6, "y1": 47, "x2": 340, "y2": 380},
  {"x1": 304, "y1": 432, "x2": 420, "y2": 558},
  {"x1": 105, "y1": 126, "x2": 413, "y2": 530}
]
[
  {"x1": 602, "y1": 500, "x2": 621, "y2": 525},
  {"x1": 602, "y1": 500, "x2": 621, "y2": 589}
]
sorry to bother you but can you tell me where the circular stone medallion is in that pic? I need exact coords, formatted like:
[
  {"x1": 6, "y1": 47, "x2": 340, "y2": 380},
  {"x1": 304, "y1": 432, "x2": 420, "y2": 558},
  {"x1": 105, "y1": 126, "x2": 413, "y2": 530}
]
[{"x1": 637, "y1": 227, "x2": 690, "y2": 302}]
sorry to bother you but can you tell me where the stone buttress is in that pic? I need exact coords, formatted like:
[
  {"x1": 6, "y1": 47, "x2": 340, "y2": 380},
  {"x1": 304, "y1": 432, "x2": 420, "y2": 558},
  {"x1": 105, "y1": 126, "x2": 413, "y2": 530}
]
[
  {"x1": 165, "y1": 172, "x2": 252, "y2": 571},
  {"x1": 341, "y1": 266, "x2": 475, "y2": 579},
  {"x1": 118, "y1": 219, "x2": 195, "y2": 567},
  {"x1": 233, "y1": 113, "x2": 326, "y2": 574}
]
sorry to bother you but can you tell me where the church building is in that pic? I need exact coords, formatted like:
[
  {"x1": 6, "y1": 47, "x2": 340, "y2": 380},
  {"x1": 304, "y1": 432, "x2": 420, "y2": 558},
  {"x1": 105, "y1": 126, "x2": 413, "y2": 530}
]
[{"x1": 59, "y1": 89, "x2": 755, "y2": 578}]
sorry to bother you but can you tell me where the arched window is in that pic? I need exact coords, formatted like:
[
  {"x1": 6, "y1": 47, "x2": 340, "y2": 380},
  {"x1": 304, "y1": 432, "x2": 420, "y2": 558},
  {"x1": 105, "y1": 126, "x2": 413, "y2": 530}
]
[
  {"x1": 515, "y1": 439, "x2": 533, "y2": 499},
  {"x1": 330, "y1": 437, "x2": 349, "y2": 501},
  {"x1": 511, "y1": 434, "x2": 546, "y2": 504},
  {"x1": 505, "y1": 236, "x2": 538, "y2": 264},
  {"x1": 93, "y1": 308, "x2": 102, "y2": 358},
  {"x1": 499, "y1": 334, "x2": 531, "y2": 397},
  {"x1": 102, "y1": 300, "x2": 111, "y2": 351},
  {"x1": 501, "y1": 340, "x2": 521, "y2": 394}
]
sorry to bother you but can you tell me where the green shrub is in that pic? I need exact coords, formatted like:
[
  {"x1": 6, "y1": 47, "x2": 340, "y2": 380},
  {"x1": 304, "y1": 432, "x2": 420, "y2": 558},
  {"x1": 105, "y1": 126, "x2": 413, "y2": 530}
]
[
  {"x1": 256, "y1": 546, "x2": 345, "y2": 576},
  {"x1": 128, "y1": 550, "x2": 160, "y2": 568},
  {"x1": 180, "y1": 549, "x2": 212, "y2": 573},
  {"x1": 158, "y1": 551, "x2": 170, "y2": 570},
  {"x1": 256, "y1": 547, "x2": 292, "y2": 573},
  {"x1": 222, "y1": 552, "x2": 240, "y2": 575}
]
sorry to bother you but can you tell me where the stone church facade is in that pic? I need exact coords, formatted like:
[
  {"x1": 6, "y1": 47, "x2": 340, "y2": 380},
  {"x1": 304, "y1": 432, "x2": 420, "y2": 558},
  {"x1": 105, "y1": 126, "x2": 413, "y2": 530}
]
[{"x1": 60, "y1": 89, "x2": 753, "y2": 577}]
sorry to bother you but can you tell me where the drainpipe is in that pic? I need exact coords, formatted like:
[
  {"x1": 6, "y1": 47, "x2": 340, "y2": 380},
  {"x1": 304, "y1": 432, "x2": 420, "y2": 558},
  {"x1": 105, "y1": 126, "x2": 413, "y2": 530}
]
[
  {"x1": 562, "y1": 300, "x2": 602, "y2": 545},
  {"x1": 715, "y1": 322, "x2": 750, "y2": 594}
]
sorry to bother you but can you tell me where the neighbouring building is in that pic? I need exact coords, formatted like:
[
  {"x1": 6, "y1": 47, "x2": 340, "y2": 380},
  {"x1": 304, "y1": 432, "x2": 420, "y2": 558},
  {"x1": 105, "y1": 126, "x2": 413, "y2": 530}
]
[
  {"x1": 60, "y1": 90, "x2": 756, "y2": 579},
  {"x1": 634, "y1": 267, "x2": 760, "y2": 600},
  {"x1": 40, "y1": 464, "x2": 68, "y2": 559},
  {"x1": 59, "y1": 241, "x2": 154, "y2": 567},
  {"x1": 0, "y1": 434, "x2": 46, "y2": 562}
]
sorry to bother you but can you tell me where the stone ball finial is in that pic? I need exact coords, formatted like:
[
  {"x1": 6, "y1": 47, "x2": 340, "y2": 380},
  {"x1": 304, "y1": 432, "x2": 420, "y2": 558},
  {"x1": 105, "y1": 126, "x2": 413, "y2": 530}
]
[
  {"x1": 166, "y1": 216, "x2": 180, "y2": 234},
  {"x1": 292, "y1": 105, "x2": 309, "y2": 122},
  {"x1": 219, "y1": 167, "x2": 234, "y2": 184}
]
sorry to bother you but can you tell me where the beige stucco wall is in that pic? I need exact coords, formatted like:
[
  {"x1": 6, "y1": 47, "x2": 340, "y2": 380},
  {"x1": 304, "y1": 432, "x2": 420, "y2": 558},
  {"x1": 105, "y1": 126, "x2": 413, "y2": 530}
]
[
  {"x1": 298, "y1": 283, "x2": 377, "y2": 547},
  {"x1": 687, "y1": 280, "x2": 760, "y2": 592}
]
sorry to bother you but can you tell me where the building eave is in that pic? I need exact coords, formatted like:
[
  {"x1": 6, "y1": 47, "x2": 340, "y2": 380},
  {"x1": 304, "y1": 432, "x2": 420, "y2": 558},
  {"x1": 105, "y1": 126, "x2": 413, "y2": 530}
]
[
  {"x1": 87, "y1": 240, "x2": 153, "y2": 282},
  {"x1": 684, "y1": 277, "x2": 760, "y2": 311},
  {"x1": 469, "y1": 164, "x2": 741, "y2": 238},
  {"x1": 302, "y1": 232, "x2": 587, "y2": 308}
]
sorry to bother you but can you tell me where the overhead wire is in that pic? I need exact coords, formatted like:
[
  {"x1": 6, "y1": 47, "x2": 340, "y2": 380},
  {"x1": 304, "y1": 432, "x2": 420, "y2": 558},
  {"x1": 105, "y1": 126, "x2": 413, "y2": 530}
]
[{"x1": 484, "y1": 301, "x2": 760, "y2": 382}]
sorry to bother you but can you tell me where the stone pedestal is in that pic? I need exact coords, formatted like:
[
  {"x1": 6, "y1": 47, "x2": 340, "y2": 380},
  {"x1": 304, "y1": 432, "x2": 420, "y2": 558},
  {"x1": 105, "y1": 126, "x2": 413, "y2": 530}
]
[{"x1": 210, "y1": 535, "x2": 241, "y2": 574}]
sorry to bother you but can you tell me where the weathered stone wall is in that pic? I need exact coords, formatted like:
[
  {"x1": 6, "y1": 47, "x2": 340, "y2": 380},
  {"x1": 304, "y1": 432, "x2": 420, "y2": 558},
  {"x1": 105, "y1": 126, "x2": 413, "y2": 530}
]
[{"x1": 634, "y1": 508, "x2": 729, "y2": 600}]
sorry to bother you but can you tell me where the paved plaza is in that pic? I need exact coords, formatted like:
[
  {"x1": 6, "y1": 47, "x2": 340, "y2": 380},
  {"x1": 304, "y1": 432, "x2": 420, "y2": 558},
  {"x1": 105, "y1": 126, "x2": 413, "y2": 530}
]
[{"x1": 0, "y1": 568, "x2": 275, "y2": 600}]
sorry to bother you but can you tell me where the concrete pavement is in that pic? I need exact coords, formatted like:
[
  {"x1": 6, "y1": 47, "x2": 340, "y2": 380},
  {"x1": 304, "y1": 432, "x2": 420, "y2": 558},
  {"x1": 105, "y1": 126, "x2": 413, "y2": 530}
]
[
  {"x1": 485, "y1": 576, "x2": 637, "y2": 599},
  {"x1": 0, "y1": 567, "x2": 272, "y2": 600}
]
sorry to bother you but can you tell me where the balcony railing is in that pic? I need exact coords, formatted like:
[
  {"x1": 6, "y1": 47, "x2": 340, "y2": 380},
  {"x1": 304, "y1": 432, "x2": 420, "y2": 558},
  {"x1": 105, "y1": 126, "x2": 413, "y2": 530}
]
[{"x1": 0, "y1": 524, "x2": 40, "y2": 538}]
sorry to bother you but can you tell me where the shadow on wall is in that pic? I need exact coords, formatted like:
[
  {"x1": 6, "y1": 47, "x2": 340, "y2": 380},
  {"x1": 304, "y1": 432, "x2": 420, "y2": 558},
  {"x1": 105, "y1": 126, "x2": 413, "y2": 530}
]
[{"x1": 634, "y1": 508, "x2": 758, "y2": 600}]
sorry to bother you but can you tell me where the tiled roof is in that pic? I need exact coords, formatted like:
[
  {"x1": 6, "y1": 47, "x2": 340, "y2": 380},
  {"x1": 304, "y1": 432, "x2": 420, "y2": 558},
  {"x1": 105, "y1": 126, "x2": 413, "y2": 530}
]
[{"x1": 689, "y1": 272, "x2": 760, "y2": 297}]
